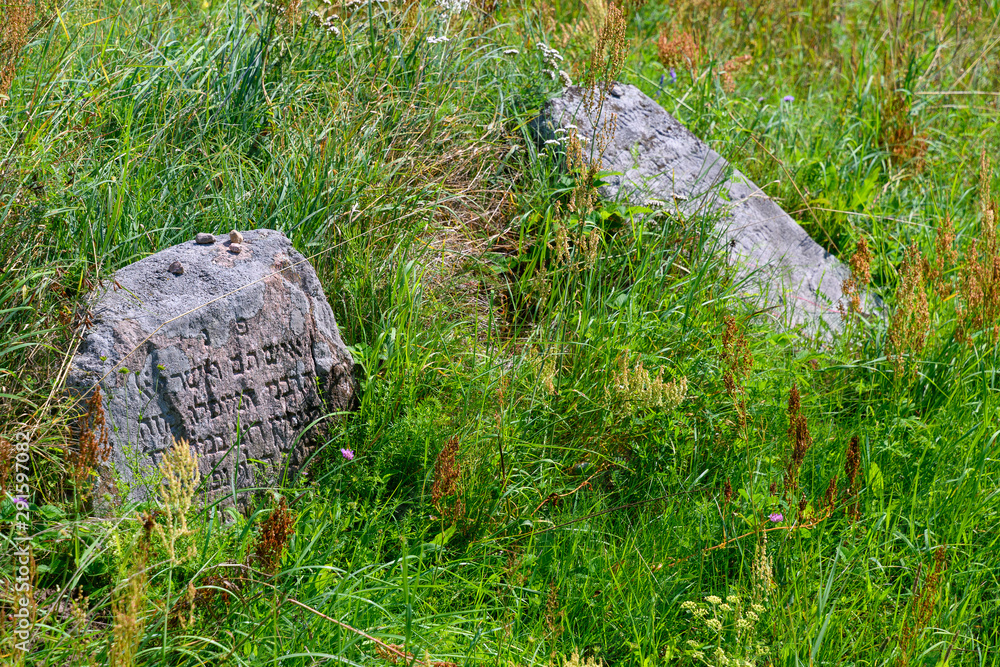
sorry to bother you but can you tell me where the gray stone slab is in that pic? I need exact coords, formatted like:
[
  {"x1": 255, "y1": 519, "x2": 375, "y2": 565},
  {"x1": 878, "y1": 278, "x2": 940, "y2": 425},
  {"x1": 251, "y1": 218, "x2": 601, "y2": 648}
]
[
  {"x1": 535, "y1": 84, "x2": 876, "y2": 334},
  {"x1": 67, "y1": 229, "x2": 355, "y2": 506}
]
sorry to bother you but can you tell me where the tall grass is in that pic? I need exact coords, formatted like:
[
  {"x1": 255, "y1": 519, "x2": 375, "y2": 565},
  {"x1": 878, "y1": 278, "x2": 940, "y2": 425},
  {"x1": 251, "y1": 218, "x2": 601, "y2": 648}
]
[{"x1": 2, "y1": 0, "x2": 1000, "y2": 665}]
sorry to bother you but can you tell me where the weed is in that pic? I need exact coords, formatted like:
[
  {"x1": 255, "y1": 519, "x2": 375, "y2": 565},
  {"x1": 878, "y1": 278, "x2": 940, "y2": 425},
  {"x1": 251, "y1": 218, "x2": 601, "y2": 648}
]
[
  {"x1": 898, "y1": 546, "x2": 949, "y2": 667},
  {"x1": 250, "y1": 496, "x2": 295, "y2": 574},
  {"x1": 783, "y1": 383, "x2": 811, "y2": 494},
  {"x1": 887, "y1": 244, "x2": 930, "y2": 377},
  {"x1": 956, "y1": 150, "x2": 1000, "y2": 343},
  {"x1": 656, "y1": 29, "x2": 701, "y2": 72},
  {"x1": 69, "y1": 387, "x2": 110, "y2": 506},
  {"x1": 432, "y1": 436, "x2": 463, "y2": 524},
  {"x1": 0, "y1": 0, "x2": 35, "y2": 103}
]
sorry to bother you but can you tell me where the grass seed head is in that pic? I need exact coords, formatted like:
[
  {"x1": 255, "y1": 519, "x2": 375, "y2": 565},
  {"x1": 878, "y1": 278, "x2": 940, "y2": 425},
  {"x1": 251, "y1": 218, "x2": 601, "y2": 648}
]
[{"x1": 153, "y1": 437, "x2": 200, "y2": 565}]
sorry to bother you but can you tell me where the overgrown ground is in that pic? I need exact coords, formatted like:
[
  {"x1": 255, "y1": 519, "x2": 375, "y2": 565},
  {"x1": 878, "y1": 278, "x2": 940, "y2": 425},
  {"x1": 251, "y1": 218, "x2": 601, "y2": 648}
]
[{"x1": 2, "y1": 0, "x2": 1000, "y2": 665}]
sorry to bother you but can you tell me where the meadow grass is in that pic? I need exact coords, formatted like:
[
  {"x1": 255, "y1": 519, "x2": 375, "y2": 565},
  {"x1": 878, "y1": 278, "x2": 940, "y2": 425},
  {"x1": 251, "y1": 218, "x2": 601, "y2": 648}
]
[{"x1": 2, "y1": 0, "x2": 1000, "y2": 665}]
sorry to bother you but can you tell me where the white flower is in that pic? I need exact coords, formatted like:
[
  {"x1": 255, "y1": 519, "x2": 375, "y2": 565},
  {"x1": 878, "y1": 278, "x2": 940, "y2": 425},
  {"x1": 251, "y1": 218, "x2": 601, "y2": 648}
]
[
  {"x1": 544, "y1": 139, "x2": 561, "y2": 146},
  {"x1": 705, "y1": 595, "x2": 722, "y2": 605},
  {"x1": 427, "y1": 35, "x2": 451, "y2": 44},
  {"x1": 746, "y1": 611, "x2": 759, "y2": 622},
  {"x1": 436, "y1": 0, "x2": 470, "y2": 14},
  {"x1": 751, "y1": 603, "x2": 766, "y2": 614},
  {"x1": 719, "y1": 603, "x2": 733, "y2": 612},
  {"x1": 726, "y1": 595, "x2": 740, "y2": 604},
  {"x1": 706, "y1": 618, "x2": 722, "y2": 632},
  {"x1": 559, "y1": 70, "x2": 572, "y2": 87},
  {"x1": 503, "y1": 48, "x2": 519, "y2": 56}
]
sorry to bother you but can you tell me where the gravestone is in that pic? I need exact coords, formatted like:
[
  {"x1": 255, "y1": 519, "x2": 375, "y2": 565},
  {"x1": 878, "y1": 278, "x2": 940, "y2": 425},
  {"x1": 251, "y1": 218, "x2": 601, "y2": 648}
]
[
  {"x1": 535, "y1": 84, "x2": 877, "y2": 334},
  {"x1": 67, "y1": 229, "x2": 355, "y2": 506}
]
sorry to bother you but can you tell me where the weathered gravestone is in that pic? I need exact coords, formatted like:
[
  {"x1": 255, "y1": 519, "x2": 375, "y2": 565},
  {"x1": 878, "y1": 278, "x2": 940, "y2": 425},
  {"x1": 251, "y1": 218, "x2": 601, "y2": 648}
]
[
  {"x1": 535, "y1": 84, "x2": 877, "y2": 335},
  {"x1": 67, "y1": 229, "x2": 355, "y2": 506}
]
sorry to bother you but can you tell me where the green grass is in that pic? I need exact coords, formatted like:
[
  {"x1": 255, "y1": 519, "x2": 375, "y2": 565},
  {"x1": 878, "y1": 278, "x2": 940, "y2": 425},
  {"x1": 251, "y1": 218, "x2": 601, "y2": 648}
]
[{"x1": 2, "y1": 0, "x2": 1000, "y2": 665}]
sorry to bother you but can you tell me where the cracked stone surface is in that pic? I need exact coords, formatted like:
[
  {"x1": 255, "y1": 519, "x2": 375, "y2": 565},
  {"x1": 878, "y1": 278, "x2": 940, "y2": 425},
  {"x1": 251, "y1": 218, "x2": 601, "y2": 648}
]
[
  {"x1": 67, "y1": 229, "x2": 355, "y2": 506},
  {"x1": 535, "y1": 84, "x2": 877, "y2": 335}
]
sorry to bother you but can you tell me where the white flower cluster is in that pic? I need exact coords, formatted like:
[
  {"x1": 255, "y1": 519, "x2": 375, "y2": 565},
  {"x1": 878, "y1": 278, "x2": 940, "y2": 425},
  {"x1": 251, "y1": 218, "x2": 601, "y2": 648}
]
[
  {"x1": 680, "y1": 595, "x2": 770, "y2": 667},
  {"x1": 436, "y1": 0, "x2": 470, "y2": 14},
  {"x1": 536, "y1": 42, "x2": 572, "y2": 87},
  {"x1": 427, "y1": 35, "x2": 451, "y2": 44},
  {"x1": 307, "y1": 9, "x2": 340, "y2": 36}
]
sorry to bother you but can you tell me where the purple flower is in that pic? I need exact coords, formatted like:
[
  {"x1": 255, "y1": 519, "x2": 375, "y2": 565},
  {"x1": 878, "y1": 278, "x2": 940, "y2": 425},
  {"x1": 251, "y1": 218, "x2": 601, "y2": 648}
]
[
  {"x1": 768, "y1": 513, "x2": 783, "y2": 523},
  {"x1": 782, "y1": 95, "x2": 795, "y2": 103},
  {"x1": 340, "y1": 448, "x2": 355, "y2": 461},
  {"x1": 669, "y1": 68, "x2": 677, "y2": 84}
]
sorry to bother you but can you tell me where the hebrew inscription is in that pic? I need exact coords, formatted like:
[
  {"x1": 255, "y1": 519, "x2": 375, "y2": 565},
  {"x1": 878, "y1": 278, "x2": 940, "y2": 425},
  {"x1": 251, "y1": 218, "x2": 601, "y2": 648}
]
[{"x1": 68, "y1": 229, "x2": 355, "y2": 506}]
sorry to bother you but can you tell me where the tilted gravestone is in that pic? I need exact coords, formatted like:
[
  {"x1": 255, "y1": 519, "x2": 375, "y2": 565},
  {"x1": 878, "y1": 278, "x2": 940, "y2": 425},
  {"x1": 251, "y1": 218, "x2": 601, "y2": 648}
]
[
  {"x1": 67, "y1": 229, "x2": 355, "y2": 505},
  {"x1": 535, "y1": 84, "x2": 877, "y2": 334}
]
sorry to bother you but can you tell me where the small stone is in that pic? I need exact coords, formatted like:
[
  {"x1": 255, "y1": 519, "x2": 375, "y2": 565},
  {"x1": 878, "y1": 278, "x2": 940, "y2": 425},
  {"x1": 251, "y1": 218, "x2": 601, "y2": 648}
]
[
  {"x1": 610, "y1": 83, "x2": 624, "y2": 98},
  {"x1": 230, "y1": 230, "x2": 244, "y2": 244},
  {"x1": 229, "y1": 243, "x2": 242, "y2": 254},
  {"x1": 168, "y1": 261, "x2": 184, "y2": 275},
  {"x1": 195, "y1": 233, "x2": 215, "y2": 245}
]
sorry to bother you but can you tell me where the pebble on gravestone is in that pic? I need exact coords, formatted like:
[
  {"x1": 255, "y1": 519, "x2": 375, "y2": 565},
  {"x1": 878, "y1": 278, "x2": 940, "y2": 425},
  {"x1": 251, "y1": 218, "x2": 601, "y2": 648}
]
[
  {"x1": 534, "y1": 84, "x2": 879, "y2": 336},
  {"x1": 195, "y1": 233, "x2": 215, "y2": 245},
  {"x1": 67, "y1": 229, "x2": 355, "y2": 508},
  {"x1": 168, "y1": 261, "x2": 184, "y2": 275},
  {"x1": 230, "y1": 230, "x2": 244, "y2": 244},
  {"x1": 229, "y1": 243, "x2": 242, "y2": 254}
]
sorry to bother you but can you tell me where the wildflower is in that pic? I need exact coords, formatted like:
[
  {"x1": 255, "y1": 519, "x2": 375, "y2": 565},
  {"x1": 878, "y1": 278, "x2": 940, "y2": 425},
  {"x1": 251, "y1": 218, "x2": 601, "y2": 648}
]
[
  {"x1": 340, "y1": 448, "x2": 355, "y2": 460},
  {"x1": 681, "y1": 600, "x2": 700, "y2": 612},
  {"x1": 706, "y1": 618, "x2": 723, "y2": 632},
  {"x1": 719, "y1": 603, "x2": 733, "y2": 612},
  {"x1": 692, "y1": 652, "x2": 705, "y2": 660},
  {"x1": 736, "y1": 618, "x2": 751, "y2": 630},
  {"x1": 726, "y1": 595, "x2": 740, "y2": 604},
  {"x1": 544, "y1": 139, "x2": 561, "y2": 146},
  {"x1": 768, "y1": 513, "x2": 783, "y2": 522},
  {"x1": 503, "y1": 48, "x2": 519, "y2": 56},
  {"x1": 559, "y1": 70, "x2": 573, "y2": 87},
  {"x1": 751, "y1": 604, "x2": 765, "y2": 614},
  {"x1": 705, "y1": 595, "x2": 722, "y2": 605},
  {"x1": 686, "y1": 640, "x2": 700, "y2": 647},
  {"x1": 427, "y1": 35, "x2": 450, "y2": 44},
  {"x1": 746, "y1": 611, "x2": 759, "y2": 622},
  {"x1": 436, "y1": 0, "x2": 469, "y2": 14},
  {"x1": 782, "y1": 95, "x2": 795, "y2": 102},
  {"x1": 669, "y1": 67, "x2": 677, "y2": 83}
]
